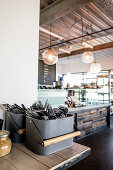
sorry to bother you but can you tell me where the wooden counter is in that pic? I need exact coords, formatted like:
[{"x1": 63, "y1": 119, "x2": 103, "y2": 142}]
[
  {"x1": 69, "y1": 104, "x2": 111, "y2": 139},
  {"x1": 0, "y1": 142, "x2": 91, "y2": 170}
]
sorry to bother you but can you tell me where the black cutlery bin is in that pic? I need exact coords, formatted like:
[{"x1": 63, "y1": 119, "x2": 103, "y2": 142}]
[
  {"x1": 26, "y1": 114, "x2": 74, "y2": 155},
  {"x1": 6, "y1": 112, "x2": 26, "y2": 143}
]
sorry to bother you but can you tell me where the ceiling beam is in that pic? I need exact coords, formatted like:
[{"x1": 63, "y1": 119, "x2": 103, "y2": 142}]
[
  {"x1": 40, "y1": 0, "x2": 92, "y2": 26},
  {"x1": 39, "y1": 26, "x2": 64, "y2": 40},
  {"x1": 40, "y1": 27, "x2": 113, "y2": 51},
  {"x1": 58, "y1": 41, "x2": 113, "y2": 58}
]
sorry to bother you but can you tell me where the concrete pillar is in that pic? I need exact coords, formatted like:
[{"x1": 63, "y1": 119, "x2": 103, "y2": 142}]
[{"x1": 0, "y1": 0, "x2": 40, "y2": 106}]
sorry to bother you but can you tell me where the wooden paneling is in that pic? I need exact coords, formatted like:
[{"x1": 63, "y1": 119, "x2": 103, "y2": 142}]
[{"x1": 76, "y1": 107, "x2": 108, "y2": 138}]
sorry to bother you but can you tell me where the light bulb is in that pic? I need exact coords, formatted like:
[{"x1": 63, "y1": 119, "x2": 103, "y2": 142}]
[
  {"x1": 48, "y1": 54, "x2": 53, "y2": 61},
  {"x1": 82, "y1": 51, "x2": 94, "y2": 63}
]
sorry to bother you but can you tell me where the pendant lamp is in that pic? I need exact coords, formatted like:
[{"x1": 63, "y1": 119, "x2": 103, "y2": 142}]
[
  {"x1": 42, "y1": 48, "x2": 58, "y2": 65},
  {"x1": 82, "y1": 51, "x2": 94, "y2": 63},
  {"x1": 90, "y1": 61, "x2": 101, "y2": 73},
  {"x1": 42, "y1": 21, "x2": 58, "y2": 65}
]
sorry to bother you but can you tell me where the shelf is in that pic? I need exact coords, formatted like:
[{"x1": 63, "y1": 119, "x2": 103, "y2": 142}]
[
  {"x1": 67, "y1": 88, "x2": 99, "y2": 90},
  {"x1": 98, "y1": 93, "x2": 109, "y2": 95},
  {"x1": 98, "y1": 100, "x2": 109, "y2": 101}
]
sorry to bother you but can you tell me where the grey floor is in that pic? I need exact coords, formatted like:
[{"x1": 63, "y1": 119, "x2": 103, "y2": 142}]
[
  {"x1": 68, "y1": 115, "x2": 113, "y2": 170},
  {"x1": 110, "y1": 115, "x2": 113, "y2": 125}
]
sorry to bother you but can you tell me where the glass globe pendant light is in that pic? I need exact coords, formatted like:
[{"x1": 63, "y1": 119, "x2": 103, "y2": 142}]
[
  {"x1": 42, "y1": 48, "x2": 58, "y2": 65},
  {"x1": 42, "y1": 21, "x2": 58, "y2": 65},
  {"x1": 90, "y1": 51, "x2": 101, "y2": 73},
  {"x1": 81, "y1": 21, "x2": 94, "y2": 64},
  {"x1": 90, "y1": 61, "x2": 101, "y2": 73},
  {"x1": 82, "y1": 51, "x2": 94, "y2": 63}
]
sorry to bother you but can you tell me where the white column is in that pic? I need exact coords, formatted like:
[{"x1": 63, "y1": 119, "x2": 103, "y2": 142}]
[{"x1": 0, "y1": 0, "x2": 40, "y2": 107}]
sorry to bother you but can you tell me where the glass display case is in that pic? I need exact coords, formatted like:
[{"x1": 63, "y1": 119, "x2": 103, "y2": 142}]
[
  {"x1": 97, "y1": 74, "x2": 110, "y2": 104},
  {"x1": 65, "y1": 71, "x2": 112, "y2": 105},
  {"x1": 67, "y1": 88, "x2": 99, "y2": 105}
]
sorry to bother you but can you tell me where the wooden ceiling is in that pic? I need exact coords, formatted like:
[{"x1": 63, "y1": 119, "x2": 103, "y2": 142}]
[
  {"x1": 40, "y1": 0, "x2": 57, "y2": 10},
  {"x1": 40, "y1": 0, "x2": 113, "y2": 59}
]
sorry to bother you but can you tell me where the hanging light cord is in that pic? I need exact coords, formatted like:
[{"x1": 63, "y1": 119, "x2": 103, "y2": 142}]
[
  {"x1": 82, "y1": 19, "x2": 84, "y2": 42},
  {"x1": 94, "y1": 50, "x2": 96, "y2": 62},
  {"x1": 50, "y1": 21, "x2": 52, "y2": 48}
]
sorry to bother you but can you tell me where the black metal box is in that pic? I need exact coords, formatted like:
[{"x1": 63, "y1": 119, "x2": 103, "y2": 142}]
[
  {"x1": 26, "y1": 114, "x2": 74, "y2": 155},
  {"x1": 6, "y1": 112, "x2": 26, "y2": 143}
]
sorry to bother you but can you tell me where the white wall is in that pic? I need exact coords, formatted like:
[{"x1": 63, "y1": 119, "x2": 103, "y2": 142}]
[
  {"x1": 57, "y1": 56, "x2": 113, "y2": 74},
  {"x1": 0, "y1": 0, "x2": 40, "y2": 107}
]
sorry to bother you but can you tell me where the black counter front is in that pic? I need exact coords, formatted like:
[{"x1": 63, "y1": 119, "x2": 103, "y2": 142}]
[{"x1": 68, "y1": 104, "x2": 111, "y2": 139}]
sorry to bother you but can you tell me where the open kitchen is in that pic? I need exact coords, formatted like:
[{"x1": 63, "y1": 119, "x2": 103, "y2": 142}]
[{"x1": 0, "y1": 0, "x2": 113, "y2": 170}]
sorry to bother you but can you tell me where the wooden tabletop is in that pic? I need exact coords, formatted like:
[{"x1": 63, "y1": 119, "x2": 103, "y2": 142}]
[{"x1": 0, "y1": 142, "x2": 91, "y2": 170}]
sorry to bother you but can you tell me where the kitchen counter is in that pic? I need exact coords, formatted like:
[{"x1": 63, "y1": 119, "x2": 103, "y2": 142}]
[
  {"x1": 0, "y1": 143, "x2": 91, "y2": 170},
  {"x1": 68, "y1": 104, "x2": 111, "y2": 139},
  {"x1": 68, "y1": 103, "x2": 111, "y2": 113}
]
